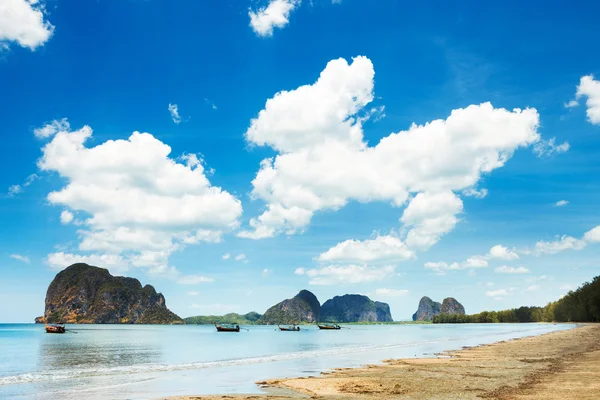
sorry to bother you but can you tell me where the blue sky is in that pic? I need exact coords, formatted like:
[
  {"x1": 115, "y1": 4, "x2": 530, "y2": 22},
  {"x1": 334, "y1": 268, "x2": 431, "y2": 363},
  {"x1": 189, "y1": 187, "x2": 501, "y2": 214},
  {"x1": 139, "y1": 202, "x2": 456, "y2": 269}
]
[{"x1": 1, "y1": 0, "x2": 600, "y2": 322}]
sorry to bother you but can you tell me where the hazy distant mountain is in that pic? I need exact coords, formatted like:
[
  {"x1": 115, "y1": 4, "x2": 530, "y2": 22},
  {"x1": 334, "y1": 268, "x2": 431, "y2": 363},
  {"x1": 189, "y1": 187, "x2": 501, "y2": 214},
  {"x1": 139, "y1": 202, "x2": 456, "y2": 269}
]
[
  {"x1": 321, "y1": 294, "x2": 393, "y2": 322},
  {"x1": 35, "y1": 263, "x2": 183, "y2": 324}
]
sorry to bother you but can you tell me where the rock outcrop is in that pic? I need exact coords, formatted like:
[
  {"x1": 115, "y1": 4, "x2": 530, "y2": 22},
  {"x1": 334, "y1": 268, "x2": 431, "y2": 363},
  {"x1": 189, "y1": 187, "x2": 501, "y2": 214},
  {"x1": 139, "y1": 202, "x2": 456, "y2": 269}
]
[
  {"x1": 259, "y1": 290, "x2": 320, "y2": 324},
  {"x1": 35, "y1": 263, "x2": 183, "y2": 324},
  {"x1": 441, "y1": 297, "x2": 466, "y2": 315},
  {"x1": 412, "y1": 296, "x2": 465, "y2": 321},
  {"x1": 412, "y1": 296, "x2": 442, "y2": 321},
  {"x1": 321, "y1": 294, "x2": 393, "y2": 322}
]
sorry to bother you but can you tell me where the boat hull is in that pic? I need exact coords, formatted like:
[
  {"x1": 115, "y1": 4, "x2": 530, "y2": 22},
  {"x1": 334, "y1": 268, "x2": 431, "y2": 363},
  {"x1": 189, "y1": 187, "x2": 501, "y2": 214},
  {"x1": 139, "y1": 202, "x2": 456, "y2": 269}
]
[
  {"x1": 317, "y1": 324, "x2": 341, "y2": 330},
  {"x1": 45, "y1": 326, "x2": 66, "y2": 334}
]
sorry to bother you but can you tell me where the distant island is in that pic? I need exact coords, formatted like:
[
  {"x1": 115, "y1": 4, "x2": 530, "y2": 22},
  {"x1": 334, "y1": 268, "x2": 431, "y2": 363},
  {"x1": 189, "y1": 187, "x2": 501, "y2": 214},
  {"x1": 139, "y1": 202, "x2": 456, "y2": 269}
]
[
  {"x1": 35, "y1": 263, "x2": 183, "y2": 324},
  {"x1": 186, "y1": 290, "x2": 394, "y2": 324},
  {"x1": 412, "y1": 296, "x2": 465, "y2": 321}
]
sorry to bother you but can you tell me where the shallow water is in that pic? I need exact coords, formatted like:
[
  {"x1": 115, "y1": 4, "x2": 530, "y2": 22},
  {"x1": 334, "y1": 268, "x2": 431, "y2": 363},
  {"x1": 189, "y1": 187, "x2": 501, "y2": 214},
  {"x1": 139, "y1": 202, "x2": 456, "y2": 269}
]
[{"x1": 0, "y1": 323, "x2": 573, "y2": 399}]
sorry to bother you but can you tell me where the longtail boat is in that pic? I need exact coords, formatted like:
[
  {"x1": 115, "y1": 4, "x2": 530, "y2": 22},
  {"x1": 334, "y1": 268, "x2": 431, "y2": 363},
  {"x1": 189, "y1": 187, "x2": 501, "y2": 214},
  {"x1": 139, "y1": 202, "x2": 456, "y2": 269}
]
[
  {"x1": 45, "y1": 325, "x2": 66, "y2": 334},
  {"x1": 278, "y1": 324, "x2": 300, "y2": 331},
  {"x1": 214, "y1": 322, "x2": 240, "y2": 332},
  {"x1": 317, "y1": 323, "x2": 341, "y2": 330}
]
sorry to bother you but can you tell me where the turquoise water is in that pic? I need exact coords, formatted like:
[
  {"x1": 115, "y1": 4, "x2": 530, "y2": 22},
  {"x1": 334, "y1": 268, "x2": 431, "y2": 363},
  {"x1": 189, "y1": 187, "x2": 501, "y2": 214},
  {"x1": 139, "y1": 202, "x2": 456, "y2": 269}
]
[{"x1": 0, "y1": 323, "x2": 573, "y2": 399}]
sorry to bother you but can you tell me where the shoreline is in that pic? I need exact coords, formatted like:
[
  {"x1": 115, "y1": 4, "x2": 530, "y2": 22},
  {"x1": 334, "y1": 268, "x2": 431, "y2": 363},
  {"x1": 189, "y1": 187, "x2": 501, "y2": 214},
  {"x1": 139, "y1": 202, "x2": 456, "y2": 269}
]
[{"x1": 171, "y1": 323, "x2": 600, "y2": 400}]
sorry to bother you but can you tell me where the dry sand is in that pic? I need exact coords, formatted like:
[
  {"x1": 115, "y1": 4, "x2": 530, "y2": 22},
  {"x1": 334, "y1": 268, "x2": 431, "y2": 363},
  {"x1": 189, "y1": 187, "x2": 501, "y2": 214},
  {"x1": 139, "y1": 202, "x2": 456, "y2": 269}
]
[{"x1": 171, "y1": 324, "x2": 600, "y2": 400}]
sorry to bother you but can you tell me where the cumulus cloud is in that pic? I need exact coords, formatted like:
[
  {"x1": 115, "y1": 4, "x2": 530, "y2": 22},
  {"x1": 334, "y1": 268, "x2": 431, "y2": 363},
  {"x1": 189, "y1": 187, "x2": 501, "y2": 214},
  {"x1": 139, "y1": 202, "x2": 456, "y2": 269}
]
[
  {"x1": 239, "y1": 56, "x2": 542, "y2": 241},
  {"x1": 234, "y1": 253, "x2": 246, "y2": 261},
  {"x1": 533, "y1": 137, "x2": 570, "y2": 158},
  {"x1": 298, "y1": 264, "x2": 395, "y2": 285},
  {"x1": 564, "y1": 100, "x2": 579, "y2": 109},
  {"x1": 222, "y1": 253, "x2": 231, "y2": 260},
  {"x1": 168, "y1": 103, "x2": 182, "y2": 124},
  {"x1": 34, "y1": 118, "x2": 70, "y2": 139},
  {"x1": 494, "y1": 266, "x2": 529, "y2": 274},
  {"x1": 0, "y1": 0, "x2": 54, "y2": 50},
  {"x1": 294, "y1": 267, "x2": 305, "y2": 275},
  {"x1": 375, "y1": 288, "x2": 409, "y2": 297},
  {"x1": 36, "y1": 120, "x2": 242, "y2": 280},
  {"x1": 532, "y1": 235, "x2": 586, "y2": 255},
  {"x1": 60, "y1": 210, "x2": 74, "y2": 225},
  {"x1": 583, "y1": 226, "x2": 600, "y2": 243},
  {"x1": 316, "y1": 235, "x2": 414, "y2": 264},
  {"x1": 249, "y1": 0, "x2": 300, "y2": 37},
  {"x1": 555, "y1": 200, "x2": 569, "y2": 207},
  {"x1": 9, "y1": 254, "x2": 30, "y2": 263},
  {"x1": 463, "y1": 187, "x2": 488, "y2": 199},
  {"x1": 576, "y1": 75, "x2": 600, "y2": 125},
  {"x1": 488, "y1": 244, "x2": 519, "y2": 260}
]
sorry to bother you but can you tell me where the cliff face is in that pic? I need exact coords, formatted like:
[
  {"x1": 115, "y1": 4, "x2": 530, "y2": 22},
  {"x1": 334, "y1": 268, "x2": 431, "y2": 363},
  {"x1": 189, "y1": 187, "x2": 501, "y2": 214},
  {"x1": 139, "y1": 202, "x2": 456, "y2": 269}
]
[
  {"x1": 441, "y1": 297, "x2": 466, "y2": 315},
  {"x1": 259, "y1": 290, "x2": 320, "y2": 324},
  {"x1": 35, "y1": 263, "x2": 183, "y2": 324},
  {"x1": 321, "y1": 294, "x2": 393, "y2": 322},
  {"x1": 412, "y1": 296, "x2": 442, "y2": 321},
  {"x1": 412, "y1": 296, "x2": 465, "y2": 321}
]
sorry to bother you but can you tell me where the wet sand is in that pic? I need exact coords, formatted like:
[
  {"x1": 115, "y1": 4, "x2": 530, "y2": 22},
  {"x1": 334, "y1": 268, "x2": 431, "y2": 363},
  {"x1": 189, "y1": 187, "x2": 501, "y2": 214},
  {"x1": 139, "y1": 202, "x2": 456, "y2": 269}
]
[{"x1": 172, "y1": 324, "x2": 600, "y2": 400}]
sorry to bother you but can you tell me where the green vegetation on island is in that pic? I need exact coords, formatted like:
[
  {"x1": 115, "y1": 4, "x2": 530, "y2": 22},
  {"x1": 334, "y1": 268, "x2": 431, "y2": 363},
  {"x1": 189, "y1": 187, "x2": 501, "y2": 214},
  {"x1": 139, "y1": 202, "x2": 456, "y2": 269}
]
[
  {"x1": 184, "y1": 312, "x2": 262, "y2": 325},
  {"x1": 320, "y1": 294, "x2": 392, "y2": 323},
  {"x1": 433, "y1": 275, "x2": 600, "y2": 323}
]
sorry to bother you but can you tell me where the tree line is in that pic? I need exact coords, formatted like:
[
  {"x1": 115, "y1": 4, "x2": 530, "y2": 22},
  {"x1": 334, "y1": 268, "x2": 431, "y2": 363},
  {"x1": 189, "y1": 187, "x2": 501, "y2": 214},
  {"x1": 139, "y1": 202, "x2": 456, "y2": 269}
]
[{"x1": 433, "y1": 275, "x2": 600, "y2": 324}]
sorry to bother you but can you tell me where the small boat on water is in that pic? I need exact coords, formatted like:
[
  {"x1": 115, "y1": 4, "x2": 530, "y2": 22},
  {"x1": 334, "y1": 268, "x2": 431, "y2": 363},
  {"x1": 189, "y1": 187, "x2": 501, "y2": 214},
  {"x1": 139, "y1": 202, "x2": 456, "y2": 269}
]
[
  {"x1": 317, "y1": 323, "x2": 341, "y2": 330},
  {"x1": 214, "y1": 322, "x2": 240, "y2": 332},
  {"x1": 278, "y1": 324, "x2": 300, "y2": 331},
  {"x1": 45, "y1": 325, "x2": 66, "y2": 334}
]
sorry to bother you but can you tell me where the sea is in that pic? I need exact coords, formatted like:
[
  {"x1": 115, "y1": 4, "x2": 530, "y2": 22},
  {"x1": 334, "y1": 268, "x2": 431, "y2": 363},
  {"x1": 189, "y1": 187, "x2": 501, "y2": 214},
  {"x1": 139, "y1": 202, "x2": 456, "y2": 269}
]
[{"x1": 0, "y1": 323, "x2": 573, "y2": 399}]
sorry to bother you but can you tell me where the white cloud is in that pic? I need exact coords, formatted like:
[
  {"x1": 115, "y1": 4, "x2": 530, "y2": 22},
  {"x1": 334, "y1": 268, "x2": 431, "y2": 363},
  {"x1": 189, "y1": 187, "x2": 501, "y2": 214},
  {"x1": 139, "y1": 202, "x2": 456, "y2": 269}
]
[
  {"x1": 262, "y1": 268, "x2": 270, "y2": 276},
  {"x1": 375, "y1": 288, "x2": 409, "y2": 297},
  {"x1": 494, "y1": 266, "x2": 530, "y2": 274},
  {"x1": 34, "y1": 118, "x2": 70, "y2": 139},
  {"x1": 239, "y1": 56, "x2": 542, "y2": 240},
  {"x1": 187, "y1": 291, "x2": 200, "y2": 296},
  {"x1": 6, "y1": 174, "x2": 39, "y2": 198},
  {"x1": 46, "y1": 252, "x2": 129, "y2": 274},
  {"x1": 564, "y1": 100, "x2": 579, "y2": 109},
  {"x1": 9, "y1": 254, "x2": 30, "y2": 263},
  {"x1": 488, "y1": 244, "x2": 519, "y2": 260},
  {"x1": 249, "y1": 0, "x2": 300, "y2": 37},
  {"x1": 168, "y1": 103, "x2": 182, "y2": 124},
  {"x1": 559, "y1": 284, "x2": 574, "y2": 291},
  {"x1": 462, "y1": 187, "x2": 488, "y2": 199},
  {"x1": 533, "y1": 137, "x2": 570, "y2": 158},
  {"x1": 302, "y1": 264, "x2": 395, "y2": 285},
  {"x1": 486, "y1": 289, "x2": 508, "y2": 297},
  {"x1": 234, "y1": 253, "x2": 246, "y2": 261},
  {"x1": 317, "y1": 235, "x2": 414, "y2": 264},
  {"x1": 583, "y1": 226, "x2": 600, "y2": 243},
  {"x1": 60, "y1": 210, "x2": 74, "y2": 224},
  {"x1": 463, "y1": 255, "x2": 488, "y2": 268},
  {"x1": 576, "y1": 75, "x2": 600, "y2": 124},
  {"x1": 294, "y1": 267, "x2": 305, "y2": 275},
  {"x1": 222, "y1": 253, "x2": 231, "y2": 260},
  {"x1": 36, "y1": 120, "x2": 242, "y2": 280},
  {"x1": 532, "y1": 235, "x2": 586, "y2": 255},
  {"x1": 526, "y1": 285, "x2": 540, "y2": 291},
  {"x1": 0, "y1": 0, "x2": 54, "y2": 50},
  {"x1": 177, "y1": 274, "x2": 214, "y2": 285},
  {"x1": 555, "y1": 200, "x2": 569, "y2": 207}
]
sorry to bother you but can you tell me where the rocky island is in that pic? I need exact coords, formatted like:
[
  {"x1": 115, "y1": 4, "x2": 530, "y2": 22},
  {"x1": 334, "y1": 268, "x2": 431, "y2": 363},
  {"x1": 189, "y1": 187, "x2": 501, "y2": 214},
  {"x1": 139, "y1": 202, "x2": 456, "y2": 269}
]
[
  {"x1": 35, "y1": 263, "x2": 183, "y2": 324},
  {"x1": 258, "y1": 290, "x2": 320, "y2": 324},
  {"x1": 320, "y1": 294, "x2": 392, "y2": 322},
  {"x1": 412, "y1": 296, "x2": 465, "y2": 321}
]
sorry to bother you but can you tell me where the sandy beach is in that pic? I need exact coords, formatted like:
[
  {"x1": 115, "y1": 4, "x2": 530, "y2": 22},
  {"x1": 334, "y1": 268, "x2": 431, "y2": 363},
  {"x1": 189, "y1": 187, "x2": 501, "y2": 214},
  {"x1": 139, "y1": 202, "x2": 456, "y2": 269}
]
[{"x1": 172, "y1": 324, "x2": 600, "y2": 400}]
